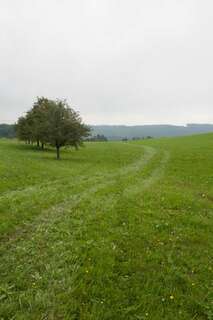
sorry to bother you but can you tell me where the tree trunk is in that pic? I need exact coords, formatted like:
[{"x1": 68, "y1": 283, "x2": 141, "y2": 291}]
[
  {"x1": 41, "y1": 143, "x2": 44, "y2": 150},
  {"x1": 56, "y1": 146, "x2": 60, "y2": 160},
  {"x1": 37, "y1": 140, "x2": 40, "y2": 148}
]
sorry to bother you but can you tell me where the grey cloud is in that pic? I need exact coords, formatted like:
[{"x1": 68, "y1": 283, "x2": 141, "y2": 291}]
[{"x1": 0, "y1": 0, "x2": 213, "y2": 124}]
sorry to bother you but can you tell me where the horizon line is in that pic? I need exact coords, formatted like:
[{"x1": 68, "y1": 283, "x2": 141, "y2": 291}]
[{"x1": 1, "y1": 122, "x2": 213, "y2": 127}]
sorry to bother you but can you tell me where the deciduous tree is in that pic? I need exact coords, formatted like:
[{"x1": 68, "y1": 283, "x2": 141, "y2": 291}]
[{"x1": 16, "y1": 98, "x2": 90, "y2": 159}]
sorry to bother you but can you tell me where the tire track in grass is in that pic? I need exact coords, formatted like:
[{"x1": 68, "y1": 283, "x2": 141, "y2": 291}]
[
  {"x1": 0, "y1": 145, "x2": 154, "y2": 202},
  {"x1": 0, "y1": 146, "x2": 170, "y2": 318},
  {"x1": 0, "y1": 145, "x2": 152, "y2": 231},
  {"x1": 0, "y1": 145, "x2": 161, "y2": 254},
  {"x1": 126, "y1": 150, "x2": 170, "y2": 195},
  {"x1": 0, "y1": 146, "x2": 156, "y2": 248},
  {"x1": 0, "y1": 147, "x2": 164, "y2": 254}
]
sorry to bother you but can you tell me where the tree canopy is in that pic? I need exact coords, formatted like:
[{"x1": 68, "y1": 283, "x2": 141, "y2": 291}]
[{"x1": 16, "y1": 97, "x2": 90, "y2": 159}]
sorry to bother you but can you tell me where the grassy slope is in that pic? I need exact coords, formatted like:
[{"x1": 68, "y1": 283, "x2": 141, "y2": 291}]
[{"x1": 0, "y1": 135, "x2": 212, "y2": 319}]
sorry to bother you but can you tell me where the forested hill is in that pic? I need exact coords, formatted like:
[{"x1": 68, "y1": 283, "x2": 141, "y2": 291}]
[
  {"x1": 0, "y1": 124, "x2": 16, "y2": 138},
  {"x1": 1, "y1": 123, "x2": 213, "y2": 140},
  {"x1": 91, "y1": 124, "x2": 213, "y2": 140}
]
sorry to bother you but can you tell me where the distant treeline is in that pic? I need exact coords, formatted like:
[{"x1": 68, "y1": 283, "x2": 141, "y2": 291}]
[
  {"x1": 0, "y1": 124, "x2": 16, "y2": 138},
  {"x1": 86, "y1": 134, "x2": 108, "y2": 142}
]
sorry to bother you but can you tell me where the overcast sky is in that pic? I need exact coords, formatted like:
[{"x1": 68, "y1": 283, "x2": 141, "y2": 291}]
[{"x1": 0, "y1": 0, "x2": 213, "y2": 125}]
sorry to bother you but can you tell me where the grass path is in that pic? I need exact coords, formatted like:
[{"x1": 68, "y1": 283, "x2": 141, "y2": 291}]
[{"x1": 0, "y1": 145, "x2": 157, "y2": 247}]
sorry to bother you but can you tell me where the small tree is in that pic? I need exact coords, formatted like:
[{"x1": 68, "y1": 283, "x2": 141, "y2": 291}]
[
  {"x1": 30, "y1": 97, "x2": 50, "y2": 149},
  {"x1": 45, "y1": 100, "x2": 90, "y2": 159},
  {"x1": 16, "y1": 116, "x2": 33, "y2": 144}
]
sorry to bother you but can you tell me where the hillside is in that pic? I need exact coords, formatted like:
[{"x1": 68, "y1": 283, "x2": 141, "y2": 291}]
[
  {"x1": 0, "y1": 134, "x2": 212, "y2": 319},
  {"x1": 91, "y1": 123, "x2": 213, "y2": 139}
]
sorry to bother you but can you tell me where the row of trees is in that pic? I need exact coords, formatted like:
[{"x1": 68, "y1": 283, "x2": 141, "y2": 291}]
[
  {"x1": 86, "y1": 134, "x2": 108, "y2": 142},
  {"x1": 16, "y1": 97, "x2": 90, "y2": 159}
]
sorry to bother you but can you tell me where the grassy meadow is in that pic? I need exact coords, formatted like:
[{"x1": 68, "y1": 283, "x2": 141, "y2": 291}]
[{"x1": 0, "y1": 134, "x2": 212, "y2": 319}]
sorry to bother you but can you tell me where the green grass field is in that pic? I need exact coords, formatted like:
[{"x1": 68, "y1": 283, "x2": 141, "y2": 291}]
[{"x1": 0, "y1": 134, "x2": 212, "y2": 319}]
